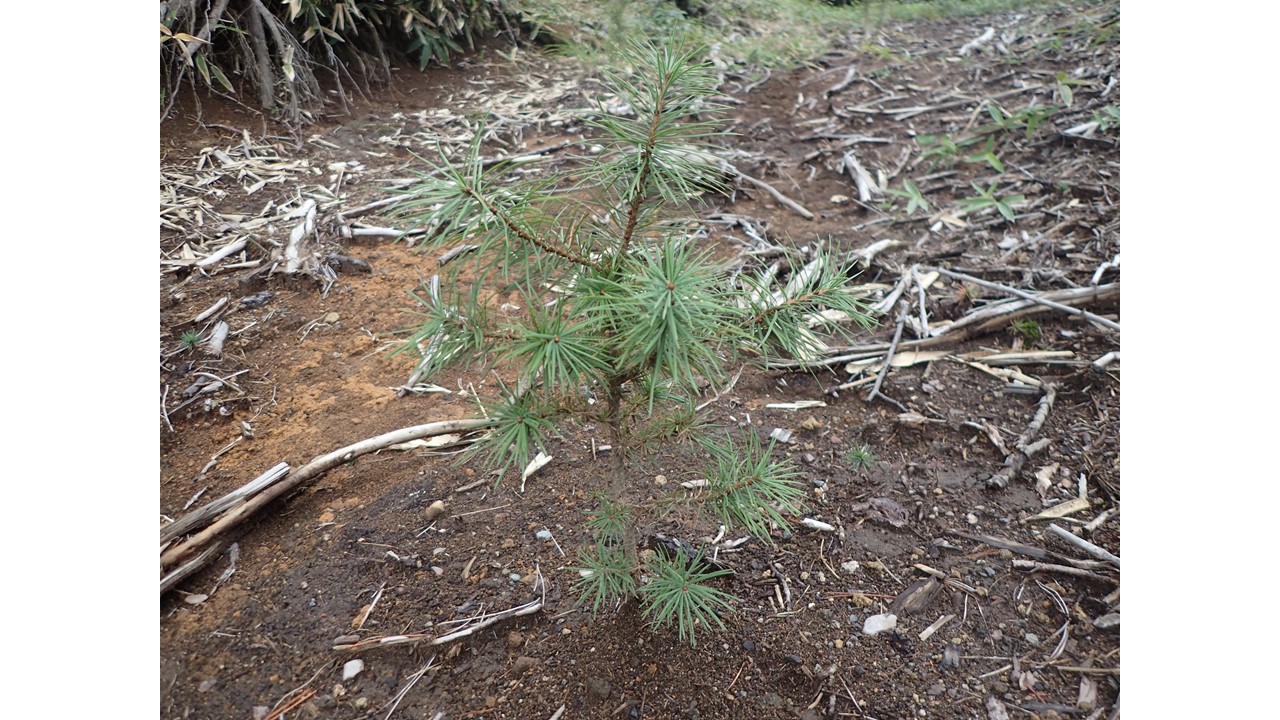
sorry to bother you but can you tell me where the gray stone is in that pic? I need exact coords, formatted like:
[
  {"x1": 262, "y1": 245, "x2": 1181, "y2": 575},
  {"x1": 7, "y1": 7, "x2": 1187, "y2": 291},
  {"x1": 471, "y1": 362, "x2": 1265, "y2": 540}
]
[{"x1": 587, "y1": 676, "x2": 611, "y2": 700}]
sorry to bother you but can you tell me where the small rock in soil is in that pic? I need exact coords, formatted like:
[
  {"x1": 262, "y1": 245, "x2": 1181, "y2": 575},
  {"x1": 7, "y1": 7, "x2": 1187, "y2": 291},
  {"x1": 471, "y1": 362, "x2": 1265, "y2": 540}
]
[
  {"x1": 587, "y1": 676, "x2": 611, "y2": 700},
  {"x1": 863, "y1": 613, "x2": 898, "y2": 636},
  {"x1": 426, "y1": 500, "x2": 446, "y2": 520},
  {"x1": 252, "y1": 706, "x2": 269, "y2": 720},
  {"x1": 507, "y1": 631, "x2": 524, "y2": 648},
  {"x1": 239, "y1": 291, "x2": 274, "y2": 309},
  {"x1": 342, "y1": 659, "x2": 364, "y2": 681},
  {"x1": 841, "y1": 560, "x2": 860, "y2": 574},
  {"x1": 654, "y1": 474, "x2": 667, "y2": 485},
  {"x1": 535, "y1": 529, "x2": 552, "y2": 541},
  {"x1": 512, "y1": 656, "x2": 539, "y2": 674},
  {"x1": 1093, "y1": 613, "x2": 1120, "y2": 629}
]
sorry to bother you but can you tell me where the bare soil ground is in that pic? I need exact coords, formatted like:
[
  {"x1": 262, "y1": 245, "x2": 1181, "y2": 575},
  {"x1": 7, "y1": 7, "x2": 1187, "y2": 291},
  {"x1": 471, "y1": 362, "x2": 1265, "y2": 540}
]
[{"x1": 161, "y1": 5, "x2": 1120, "y2": 719}]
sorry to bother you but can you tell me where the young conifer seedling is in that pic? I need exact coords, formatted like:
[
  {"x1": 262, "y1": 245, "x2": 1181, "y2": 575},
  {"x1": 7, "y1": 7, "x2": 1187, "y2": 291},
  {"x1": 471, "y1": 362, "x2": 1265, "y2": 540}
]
[{"x1": 395, "y1": 43, "x2": 874, "y2": 645}]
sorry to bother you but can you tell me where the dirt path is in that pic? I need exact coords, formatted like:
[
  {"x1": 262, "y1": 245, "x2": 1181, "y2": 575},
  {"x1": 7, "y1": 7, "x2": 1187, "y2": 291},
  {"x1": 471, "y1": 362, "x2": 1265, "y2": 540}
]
[{"x1": 161, "y1": 6, "x2": 1119, "y2": 719}]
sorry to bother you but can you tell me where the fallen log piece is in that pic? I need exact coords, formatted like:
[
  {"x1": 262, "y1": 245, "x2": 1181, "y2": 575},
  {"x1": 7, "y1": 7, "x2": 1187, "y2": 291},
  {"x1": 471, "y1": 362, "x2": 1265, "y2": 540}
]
[
  {"x1": 160, "y1": 417, "x2": 495, "y2": 593},
  {"x1": 160, "y1": 462, "x2": 290, "y2": 546}
]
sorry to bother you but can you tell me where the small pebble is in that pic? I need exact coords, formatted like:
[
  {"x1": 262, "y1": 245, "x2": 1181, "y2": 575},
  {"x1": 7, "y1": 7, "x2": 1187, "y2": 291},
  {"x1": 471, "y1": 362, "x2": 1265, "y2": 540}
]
[
  {"x1": 535, "y1": 529, "x2": 553, "y2": 541},
  {"x1": 1025, "y1": 633, "x2": 1040, "y2": 646},
  {"x1": 342, "y1": 659, "x2": 364, "y2": 681},
  {"x1": 966, "y1": 513, "x2": 978, "y2": 525},
  {"x1": 863, "y1": 613, "x2": 898, "y2": 636},
  {"x1": 509, "y1": 572, "x2": 522, "y2": 582},
  {"x1": 841, "y1": 560, "x2": 860, "y2": 574},
  {"x1": 426, "y1": 500, "x2": 446, "y2": 520},
  {"x1": 654, "y1": 474, "x2": 667, "y2": 486}
]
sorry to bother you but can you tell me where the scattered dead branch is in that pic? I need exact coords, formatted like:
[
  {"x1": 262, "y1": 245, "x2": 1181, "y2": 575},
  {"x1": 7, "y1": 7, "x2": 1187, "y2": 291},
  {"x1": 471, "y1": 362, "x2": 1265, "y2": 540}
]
[
  {"x1": 733, "y1": 168, "x2": 815, "y2": 220},
  {"x1": 987, "y1": 382, "x2": 1056, "y2": 489},
  {"x1": 924, "y1": 267, "x2": 1120, "y2": 332},
  {"x1": 1046, "y1": 523, "x2": 1120, "y2": 567},
  {"x1": 160, "y1": 418, "x2": 495, "y2": 591},
  {"x1": 768, "y1": 284, "x2": 1119, "y2": 371},
  {"x1": 1012, "y1": 558, "x2": 1117, "y2": 584},
  {"x1": 333, "y1": 569, "x2": 545, "y2": 652}
]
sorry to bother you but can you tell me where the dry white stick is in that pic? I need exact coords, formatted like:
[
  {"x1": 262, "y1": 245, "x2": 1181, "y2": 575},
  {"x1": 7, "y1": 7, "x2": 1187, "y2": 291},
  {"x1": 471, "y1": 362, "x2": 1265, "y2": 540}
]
[
  {"x1": 284, "y1": 199, "x2": 318, "y2": 273},
  {"x1": 338, "y1": 195, "x2": 400, "y2": 221},
  {"x1": 206, "y1": 320, "x2": 230, "y2": 356},
  {"x1": 160, "y1": 541, "x2": 226, "y2": 595},
  {"x1": 918, "y1": 613, "x2": 954, "y2": 642},
  {"x1": 191, "y1": 297, "x2": 229, "y2": 324},
  {"x1": 1012, "y1": 558, "x2": 1117, "y2": 583},
  {"x1": 987, "y1": 383, "x2": 1056, "y2": 489},
  {"x1": 925, "y1": 266, "x2": 1120, "y2": 332},
  {"x1": 1090, "y1": 253, "x2": 1120, "y2": 285},
  {"x1": 853, "y1": 239, "x2": 904, "y2": 270},
  {"x1": 735, "y1": 170, "x2": 816, "y2": 220},
  {"x1": 357, "y1": 583, "x2": 386, "y2": 631},
  {"x1": 800, "y1": 518, "x2": 836, "y2": 533},
  {"x1": 1046, "y1": 523, "x2": 1120, "y2": 567},
  {"x1": 871, "y1": 266, "x2": 915, "y2": 315},
  {"x1": 196, "y1": 238, "x2": 247, "y2": 268},
  {"x1": 769, "y1": 560, "x2": 792, "y2": 611},
  {"x1": 338, "y1": 226, "x2": 402, "y2": 239},
  {"x1": 824, "y1": 65, "x2": 858, "y2": 97},
  {"x1": 867, "y1": 303, "x2": 908, "y2": 405},
  {"x1": 959, "y1": 27, "x2": 996, "y2": 56},
  {"x1": 439, "y1": 244, "x2": 479, "y2": 266},
  {"x1": 336, "y1": 570, "x2": 546, "y2": 651},
  {"x1": 840, "y1": 150, "x2": 877, "y2": 202},
  {"x1": 911, "y1": 266, "x2": 931, "y2": 337},
  {"x1": 1091, "y1": 351, "x2": 1119, "y2": 372},
  {"x1": 382, "y1": 656, "x2": 435, "y2": 720},
  {"x1": 1083, "y1": 506, "x2": 1117, "y2": 533},
  {"x1": 160, "y1": 384, "x2": 174, "y2": 433}
]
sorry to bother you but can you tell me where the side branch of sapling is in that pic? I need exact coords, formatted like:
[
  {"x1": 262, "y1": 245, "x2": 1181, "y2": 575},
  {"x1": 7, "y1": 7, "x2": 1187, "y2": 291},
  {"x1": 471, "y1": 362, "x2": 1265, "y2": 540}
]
[{"x1": 460, "y1": 183, "x2": 600, "y2": 271}]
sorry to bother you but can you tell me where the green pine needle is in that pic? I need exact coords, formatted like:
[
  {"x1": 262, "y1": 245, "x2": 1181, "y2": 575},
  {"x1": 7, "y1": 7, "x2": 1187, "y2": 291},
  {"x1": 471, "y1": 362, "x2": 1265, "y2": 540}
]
[
  {"x1": 639, "y1": 551, "x2": 735, "y2": 647},
  {"x1": 459, "y1": 389, "x2": 557, "y2": 482},
  {"x1": 697, "y1": 431, "x2": 807, "y2": 543},
  {"x1": 574, "y1": 543, "x2": 637, "y2": 613}
]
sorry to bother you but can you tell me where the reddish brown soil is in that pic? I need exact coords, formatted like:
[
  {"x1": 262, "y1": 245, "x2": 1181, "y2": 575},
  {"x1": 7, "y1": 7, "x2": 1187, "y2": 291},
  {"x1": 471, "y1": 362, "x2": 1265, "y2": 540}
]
[{"x1": 161, "y1": 6, "x2": 1120, "y2": 720}]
